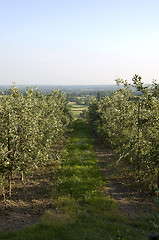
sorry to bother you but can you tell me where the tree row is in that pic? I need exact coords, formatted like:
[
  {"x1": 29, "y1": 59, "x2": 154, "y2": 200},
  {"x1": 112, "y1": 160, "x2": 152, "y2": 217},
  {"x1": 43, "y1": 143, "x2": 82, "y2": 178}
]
[
  {"x1": 0, "y1": 85, "x2": 72, "y2": 198},
  {"x1": 87, "y1": 75, "x2": 159, "y2": 189}
]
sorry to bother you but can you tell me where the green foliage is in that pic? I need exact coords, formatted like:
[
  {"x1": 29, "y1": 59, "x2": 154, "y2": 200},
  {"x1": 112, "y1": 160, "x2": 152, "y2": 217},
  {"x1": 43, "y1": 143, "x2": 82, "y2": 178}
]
[
  {"x1": 87, "y1": 75, "x2": 159, "y2": 187},
  {"x1": 0, "y1": 85, "x2": 72, "y2": 197}
]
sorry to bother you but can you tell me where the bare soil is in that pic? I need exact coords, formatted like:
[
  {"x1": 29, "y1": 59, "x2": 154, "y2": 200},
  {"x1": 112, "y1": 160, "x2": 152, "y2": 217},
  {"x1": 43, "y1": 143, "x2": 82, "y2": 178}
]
[
  {"x1": 95, "y1": 145, "x2": 157, "y2": 218},
  {"x1": 0, "y1": 166, "x2": 56, "y2": 232}
]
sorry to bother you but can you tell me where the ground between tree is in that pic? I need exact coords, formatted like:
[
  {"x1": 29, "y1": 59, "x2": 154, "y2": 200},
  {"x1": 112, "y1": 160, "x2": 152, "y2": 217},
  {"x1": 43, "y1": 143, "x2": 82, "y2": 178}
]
[
  {"x1": 0, "y1": 144, "x2": 157, "y2": 232},
  {"x1": 95, "y1": 145, "x2": 157, "y2": 218}
]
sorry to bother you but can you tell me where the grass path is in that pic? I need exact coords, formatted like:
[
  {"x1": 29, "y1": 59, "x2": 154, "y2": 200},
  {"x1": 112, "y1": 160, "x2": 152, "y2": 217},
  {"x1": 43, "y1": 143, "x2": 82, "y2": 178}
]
[{"x1": 0, "y1": 120, "x2": 154, "y2": 239}]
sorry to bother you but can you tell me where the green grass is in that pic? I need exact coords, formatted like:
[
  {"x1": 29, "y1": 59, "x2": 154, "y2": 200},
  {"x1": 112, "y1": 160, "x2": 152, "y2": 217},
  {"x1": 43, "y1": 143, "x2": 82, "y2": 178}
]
[{"x1": 0, "y1": 120, "x2": 156, "y2": 239}]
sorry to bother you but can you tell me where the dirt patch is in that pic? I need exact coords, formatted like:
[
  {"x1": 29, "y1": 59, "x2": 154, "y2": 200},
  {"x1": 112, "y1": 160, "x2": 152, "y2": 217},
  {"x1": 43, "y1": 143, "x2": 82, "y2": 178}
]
[
  {"x1": 0, "y1": 166, "x2": 55, "y2": 232},
  {"x1": 95, "y1": 146, "x2": 157, "y2": 218}
]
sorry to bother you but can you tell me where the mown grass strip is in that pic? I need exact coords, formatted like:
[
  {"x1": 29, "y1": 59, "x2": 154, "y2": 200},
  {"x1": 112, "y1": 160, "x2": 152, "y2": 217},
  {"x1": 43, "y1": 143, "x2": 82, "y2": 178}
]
[{"x1": 0, "y1": 120, "x2": 155, "y2": 239}]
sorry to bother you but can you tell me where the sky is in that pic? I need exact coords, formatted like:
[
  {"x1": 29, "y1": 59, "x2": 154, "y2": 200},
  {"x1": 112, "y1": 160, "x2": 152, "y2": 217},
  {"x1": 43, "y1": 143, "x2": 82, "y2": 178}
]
[{"x1": 0, "y1": 0, "x2": 159, "y2": 85}]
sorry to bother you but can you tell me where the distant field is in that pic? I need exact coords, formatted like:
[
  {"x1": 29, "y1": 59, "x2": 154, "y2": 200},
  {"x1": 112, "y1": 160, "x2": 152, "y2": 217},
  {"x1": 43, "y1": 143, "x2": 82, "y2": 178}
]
[{"x1": 69, "y1": 102, "x2": 88, "y2": 118}]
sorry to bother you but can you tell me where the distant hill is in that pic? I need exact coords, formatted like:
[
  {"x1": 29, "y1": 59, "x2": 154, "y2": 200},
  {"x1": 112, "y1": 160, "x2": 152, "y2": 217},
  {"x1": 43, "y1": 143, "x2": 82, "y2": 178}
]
[{"x1": 0, "y1": 85, "x2": 119, "y2": 92}]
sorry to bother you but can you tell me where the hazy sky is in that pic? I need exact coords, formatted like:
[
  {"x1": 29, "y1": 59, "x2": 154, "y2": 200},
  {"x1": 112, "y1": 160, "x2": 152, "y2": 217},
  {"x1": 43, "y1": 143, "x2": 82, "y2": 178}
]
[{"x1": 0, "y1": 0, "x2": 159, "y2": 85}]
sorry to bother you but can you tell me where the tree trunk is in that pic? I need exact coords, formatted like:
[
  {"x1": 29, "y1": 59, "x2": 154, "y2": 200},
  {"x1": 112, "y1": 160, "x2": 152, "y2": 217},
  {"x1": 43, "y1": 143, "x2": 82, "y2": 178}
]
[
  {"x1": 137, "y1": 101, "x2": 141, "y2": 172},
  {"x1": 21, "y1": 172, "x2": 24, "y2": 182},
  {"x1": 157, "y1": 169, "x2": 159, "y2": 190},
  {"x1": 8, "y1": 112, "x2": 12, "y2": 198},
  {"x1": 9, "y1": 174, "x2": 12, "y2": 198}
]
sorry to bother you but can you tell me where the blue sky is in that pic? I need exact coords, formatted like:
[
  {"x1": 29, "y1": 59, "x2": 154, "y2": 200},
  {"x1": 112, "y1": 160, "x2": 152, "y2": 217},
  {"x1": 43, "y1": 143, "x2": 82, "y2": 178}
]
[{"x1": 0, "y1": 0, "x2": 159, "y2": 85}]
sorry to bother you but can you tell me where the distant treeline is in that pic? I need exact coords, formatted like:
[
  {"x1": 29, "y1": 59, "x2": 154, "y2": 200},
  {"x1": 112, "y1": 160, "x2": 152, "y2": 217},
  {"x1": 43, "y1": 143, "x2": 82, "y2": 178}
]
[
  {"x1": 0, "y1": 84, "x2": 154, "y2": 105},
  {"x1": 0, "y1": 85, "x2": 118, "y2": 106}
]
